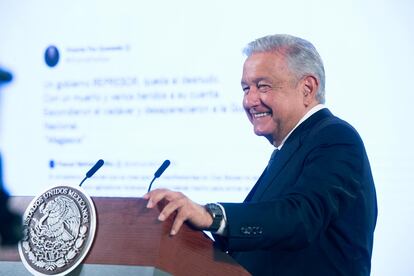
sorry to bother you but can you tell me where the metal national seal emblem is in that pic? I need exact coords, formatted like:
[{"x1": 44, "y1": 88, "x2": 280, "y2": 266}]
[{"x1": 18, "y1": 185, "x2": 97, "y2": 275}]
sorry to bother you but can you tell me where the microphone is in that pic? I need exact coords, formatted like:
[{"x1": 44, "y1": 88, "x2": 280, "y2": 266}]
[
  {"x1": 147, "y1": 160, "x2": 170, "y2": 192},
  {"x1": 79, "y1": 159, "x2": 104, "y2": 187}
]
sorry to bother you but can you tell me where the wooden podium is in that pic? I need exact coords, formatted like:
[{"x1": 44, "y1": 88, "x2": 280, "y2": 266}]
[{"x1": 0, "y1": 197, "x2": 250, "y2": 276}]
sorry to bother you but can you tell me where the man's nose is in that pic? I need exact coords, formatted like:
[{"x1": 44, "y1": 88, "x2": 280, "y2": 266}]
[{"x1": 244, "y1": 87, "x2": 260, "y2": 107}]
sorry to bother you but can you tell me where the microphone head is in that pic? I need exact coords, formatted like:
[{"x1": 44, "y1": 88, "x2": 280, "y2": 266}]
[
  {"x1": 154, "y1": 159, "x2": 170, "y2": 178},
  {"x1": 86, "y1": 159, "x2": 104, "y2": 178}
]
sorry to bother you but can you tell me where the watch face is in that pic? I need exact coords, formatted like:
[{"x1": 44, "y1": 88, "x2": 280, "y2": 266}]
[
  {"x1": 206, "y1": 204, "x2": 221, "y2": 215},
  {"x1": 205, "y1": 204, "x2": 223, "y2": 231}
]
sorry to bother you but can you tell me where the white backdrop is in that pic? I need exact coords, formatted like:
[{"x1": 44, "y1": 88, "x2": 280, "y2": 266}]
[{"x1": 0, "y1": 0, "x2": 413, "y2": 275}]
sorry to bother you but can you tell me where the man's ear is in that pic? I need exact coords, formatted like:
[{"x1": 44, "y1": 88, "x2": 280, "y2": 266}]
[{"x1": 302, "y1": 75, "x2": 319, "y2": 106}]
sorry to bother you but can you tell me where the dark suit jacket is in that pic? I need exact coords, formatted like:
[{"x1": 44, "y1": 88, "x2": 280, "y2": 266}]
[{"x1": 216, "y1": 109, "x2": 377, "y2": 276}]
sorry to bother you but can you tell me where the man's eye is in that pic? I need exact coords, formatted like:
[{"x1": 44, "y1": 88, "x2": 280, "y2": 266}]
[
  {"x1": 258, "y1": 84, "x2": 271, "y2": 92},
  {"x1": 242, "y1": 87, "x2": 250, "y2": 93}
]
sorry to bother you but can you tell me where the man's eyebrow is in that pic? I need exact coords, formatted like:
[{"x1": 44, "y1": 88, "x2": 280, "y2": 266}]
[{"x1": 241, "y1": 77, "x2": 271, "y2": 85}]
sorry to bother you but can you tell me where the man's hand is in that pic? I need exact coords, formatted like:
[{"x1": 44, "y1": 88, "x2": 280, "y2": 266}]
[{"x1": 143, "y1": 188, "x2": 213, "y2": 236}]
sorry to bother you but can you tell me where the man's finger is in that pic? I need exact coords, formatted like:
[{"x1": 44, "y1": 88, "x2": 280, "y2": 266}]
[
  {"x1": 144, "y1": 188, "x2": 169, "y2": 208},
  {"x1": 158, "y1": 199, "x2": 183, "y2": 221},
  {"x1": 170, "y1": 213, "x2": 186, "y2": 236}
]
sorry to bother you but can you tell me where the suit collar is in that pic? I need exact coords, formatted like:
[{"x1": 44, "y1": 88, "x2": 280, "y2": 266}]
[
  {"x1": 277, "y1": 104, "x2": 326, "y2": 149},
  {"x1": 285, "y1": 108, "x2": 332, "y2": 145},
  {"x1": 249, "y1": 108, "x2": 333, "y2": 201}
]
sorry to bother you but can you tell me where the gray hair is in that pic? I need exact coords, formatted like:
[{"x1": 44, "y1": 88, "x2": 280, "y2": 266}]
[{"x1": 243, "y1": 34, "x2": 326, "y2": 103}]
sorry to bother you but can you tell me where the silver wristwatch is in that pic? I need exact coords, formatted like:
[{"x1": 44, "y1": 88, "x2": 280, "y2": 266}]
[{"x1": 204, "y1": 203, "x2": 224, "y2": 232}]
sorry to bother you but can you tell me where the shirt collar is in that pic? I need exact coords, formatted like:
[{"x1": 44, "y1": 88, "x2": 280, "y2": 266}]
[{"x1": 276, "y1": 104, "x2": 326, "y2": 150}]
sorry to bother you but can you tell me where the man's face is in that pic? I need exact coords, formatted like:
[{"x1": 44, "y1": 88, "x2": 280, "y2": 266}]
[{"x1": 241, "y1": 52, "x2": 308, "y2": 146}]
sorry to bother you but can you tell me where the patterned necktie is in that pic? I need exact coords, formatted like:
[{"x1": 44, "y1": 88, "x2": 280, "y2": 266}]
[
  {"x1": 266, "y1": 149, "x2": 279, "y2": 172},
  {"x1": 245, "y1": 148, "x2": 280, "y2": 202}
]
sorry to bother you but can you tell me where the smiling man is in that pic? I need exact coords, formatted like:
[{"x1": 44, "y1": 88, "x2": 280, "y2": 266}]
[
  {"x1": 144, "y1": 34, "x2": 377, "y2": 275},
  {"x1": 241, "y1": 48, "x2": 320, "y2": 146}
]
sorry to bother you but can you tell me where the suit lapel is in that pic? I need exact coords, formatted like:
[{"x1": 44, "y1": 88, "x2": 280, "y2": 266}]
[
  {"x1": 247, "y1": 108, "x2": 333, "y2": 202},
  {"x1": 244, "y1": 169, "x2": 266, "y2": 202},
  {"x1": 250, "y1": 137, "x2": 301, "y2": 201}
]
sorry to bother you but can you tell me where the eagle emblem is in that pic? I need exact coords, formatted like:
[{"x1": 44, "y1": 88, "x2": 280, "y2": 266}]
[
  {"x1": 19, "y1": 185, "x2": 96, "y2": 275},
  {"x1": 35, "y1": 196, "x2": 81, "y2": 243}
]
